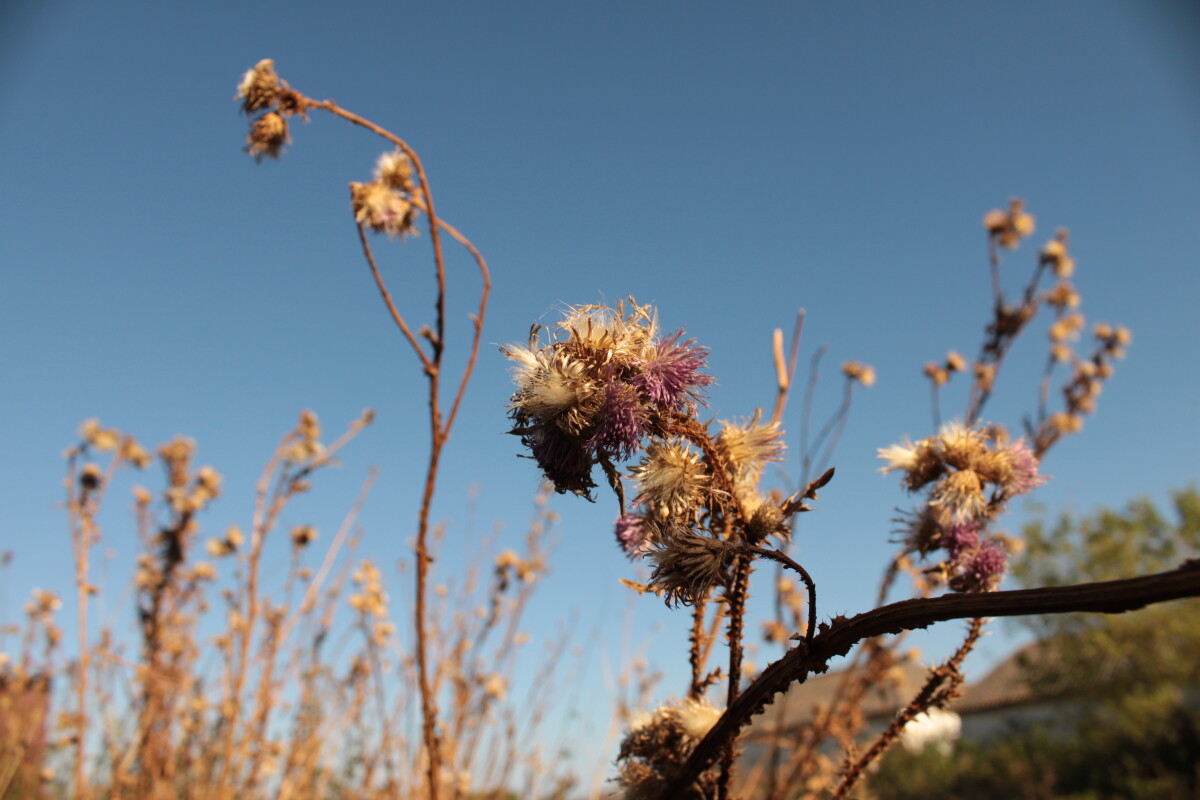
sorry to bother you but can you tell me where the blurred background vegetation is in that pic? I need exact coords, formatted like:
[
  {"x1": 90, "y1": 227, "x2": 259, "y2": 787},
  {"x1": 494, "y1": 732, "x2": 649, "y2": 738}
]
[{"x1": 868, "y1": 487, "x2": 1200, "y2": 799}]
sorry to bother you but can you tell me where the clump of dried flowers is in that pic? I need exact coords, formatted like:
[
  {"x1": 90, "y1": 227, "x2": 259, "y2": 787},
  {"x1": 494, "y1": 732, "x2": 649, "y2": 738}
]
[
  {"x1": 880, "y1": 421, "x2": 1045, "y2": 592},
  {"x1": 615, "y1": 697, "x2": 723, "y2": 799},
  {"x1": 502, "y1": 299, "x2": 714, "y2": 498}
]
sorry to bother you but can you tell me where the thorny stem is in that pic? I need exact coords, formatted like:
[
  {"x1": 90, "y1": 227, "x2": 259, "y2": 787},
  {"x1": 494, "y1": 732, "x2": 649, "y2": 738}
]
[
  {"x1": 831, "y1": 618, "x2": 985, "y2": 798},
  {"x1": 663, "y1": 412, "x2": 757, "y2": 797},
  {"x1": 688, "y1": 593, "x2": 709, "y2": 700},
  {"x1": 668, "y1": 414, "x2": 746, "y2": 522},
  {"x1": 717, "y1": 553, "x2": 753, "y2": 800},
  {"x1": 657, "y1": 561, "x2": 1200, "y2": 798},
  {"x1": 696, "y1": 599, "x2": 728, "y2": 692},
  {"x1": 295, "y1": 94, "x2": 491, "y2": 800}
]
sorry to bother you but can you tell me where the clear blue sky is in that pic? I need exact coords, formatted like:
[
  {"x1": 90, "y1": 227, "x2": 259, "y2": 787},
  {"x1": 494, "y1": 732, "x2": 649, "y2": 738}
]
[{"x1": 2, "y1": 0, "x2": 1198, "y2": 781}]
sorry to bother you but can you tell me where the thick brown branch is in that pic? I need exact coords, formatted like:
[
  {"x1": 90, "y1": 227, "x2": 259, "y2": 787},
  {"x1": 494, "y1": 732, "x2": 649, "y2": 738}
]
[{"x1": 658, "y1": 561, "x2": 1200, "y2": 798}]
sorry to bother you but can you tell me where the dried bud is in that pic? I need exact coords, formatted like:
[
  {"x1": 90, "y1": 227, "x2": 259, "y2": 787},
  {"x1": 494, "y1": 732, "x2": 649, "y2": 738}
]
[
  {"x1": 647, "y1": 530, "x2": 740, "y2": 607},
  {"x1": 746, "y1": 503, "x2": 787, "y2": 544},
  {"x1": 235, "y1": 59, "x2": 282, "y2": 114},
  {"x1": 375, "y1": 150, "x2": 416, "y2": 193},
  {"x1": 923, "y1": 361, "x2": 949, "y2": 386},
  {"x1": 290, "y1": 525, "x2": 317, "y2": 547},
  {"x1": 246, "y1": 112, "x2": 289, "y2": 161},
  {"x1": 350, "y1": 180, "x2": 419, "y2": 238},
  {"x1": 80, "y1": 463, "x2": 102, "y2": 491}
]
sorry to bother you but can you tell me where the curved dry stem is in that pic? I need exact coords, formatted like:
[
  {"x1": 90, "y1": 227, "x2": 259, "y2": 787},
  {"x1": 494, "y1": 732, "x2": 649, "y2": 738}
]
[
  {"x1": 429, "y1": 214, "x2": 491, "y2": 436},
  {"x1": 750, "y1": 547, "x2": 818, "y2": 645},
  {"x1": 293, "y1": 94, "x2": 493, "y2": 800},
  {"x1": 717, "y1": 553, "x2": 753, "y2": 799},
  {"x1": 355, "y1": 223, "x2": 434, "y2": 372},
  {"x1": 688, "y1": 596, "x2": 710, "y2": 700},
  {"x1": 303, "y1": 98, "x2": 449, "y2": 315}
]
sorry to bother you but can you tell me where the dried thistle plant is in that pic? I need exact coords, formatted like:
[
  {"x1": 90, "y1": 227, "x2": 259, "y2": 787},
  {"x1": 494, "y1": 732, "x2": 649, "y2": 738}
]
[{"x1": 502, "y1": 200, "x2": 1198, "y2": 800}]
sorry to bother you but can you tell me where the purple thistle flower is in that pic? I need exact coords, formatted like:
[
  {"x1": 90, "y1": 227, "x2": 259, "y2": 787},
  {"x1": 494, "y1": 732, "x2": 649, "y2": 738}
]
[
  {"x1": 587, "y1": 379, "x2": 649, "y2": 460},
  {"x1": 951, "y1": 540, "x2": 1007, "y2": 593},
  {"x1": 1004, "y1": 438, "x2": 1048, "y2": 496},
  {"x1": 615, "y1": 514, "x2": 652, "y2": 559},
  {"x1": 940, "y1": 523, "x2": 980, "y2": 560},
  {"x1": 528, "y1": 425, "x2": 595, "y2": 497},
  {"x1": 632, "y1": 330, "x2": 714, "y2": 413}
]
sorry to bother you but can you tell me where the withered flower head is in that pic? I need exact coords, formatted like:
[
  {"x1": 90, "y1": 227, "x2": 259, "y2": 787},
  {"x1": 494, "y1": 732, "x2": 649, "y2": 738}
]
[
  {"x1": 1044, "y1": 281, "x2": 1081, "y2": 310},
  {"x1": 375, "y1": 150, "x2": 416, "y2": 193},
  {"x1": 940, "y1": 522, "x2": 980, "y2": 560},
  {"x1": 79, "y1": 418, "x2": 121, "y2": 452},
  {"x1": 350, "y1": 180, "x2": 419, "y2": 237},
  {"x1": 235, "y1": 59, "x2": 282, "y2": 114},
  {"x1": 298, "y1": 409, "x2": 321, "y2": 441},
  {"x1": 1040, "y1": 228, "x2": 1075, "y2": 278},
  {"x1": 842, "y1": 360, "x2": 876, "y2": 387},
  {"x1": 929, "y1": 468, "x2": 987, "y2": 526},
  {"x1": 615, "y1": 514, "x2": 652, "y2": 559},
  {"x1": 715, "y1": 412, "x2": 786, "y2": 487},
  {"x1": 616, "y1": 697, "x2": 722, "y2": 800},
  {"x1": 503, "y1": 300, "x2": 714, "y2": 495},
  {"x1": 974, "y1": 437, "x2": 1046, "y2": 498},
  {"x1": 631, "y1": 438, "x2": 711, "y2": 520},
  {"x1": 631, "y1": 330, "x2": 714, "y2": 413},
  {"x1": 936, "y1": 421, "x2": 988, "y2": 471},
  {"x1": 894, "y1": 506, "x2": 941, "y2": 557},
  {"x1": 877, "y1": 435, "x2": 943, "y2": 491},
  {"x1": 983, "y1": 197, "x2": 1036, "y2": 250},
  {"x1": 290, "y1": 525, "x2": 318, "y2": 547},
  {"x1": 80, "y1": 463, "x2": 102, "y2": 491},
  {"x1": 158, "y1": 436, "x2": 196, "y2": 488},
  {"x1": 646, "y1": 529, "x2": 739, "y2": 607},
  {"x1": 246, "y1": 112, "x2": 289, "y2": 161},
  {"x1": 119, "y1": 437, "x2": 151, "y2": 469},
  {"x1": 746, "y1": 502, "x2": 787, "y2": 544},
  {"x1": 526, "y1": 425, "x2": 595, "y2": 497},
  {"x1": 923, "y1": 361, "x2": 949, "y2": 387},
  {"x1": 949, "y1": 540, "x2": 1007, "y2": 593}
]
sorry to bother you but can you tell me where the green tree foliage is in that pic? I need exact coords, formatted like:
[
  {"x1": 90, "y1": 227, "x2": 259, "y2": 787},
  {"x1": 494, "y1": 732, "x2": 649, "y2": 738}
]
[
  {"x1": 1011, "y1": 486, "x2": 1200, "y2": 698},
  {"x1": 869, "y1": 488, "x2": 1200, "y2": 800}
]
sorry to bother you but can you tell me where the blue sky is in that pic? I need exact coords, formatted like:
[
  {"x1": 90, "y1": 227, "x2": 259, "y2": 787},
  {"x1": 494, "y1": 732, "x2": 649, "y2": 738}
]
[{"x1": 2, "y1": 0, "x2": 1198, "y2": 780}]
